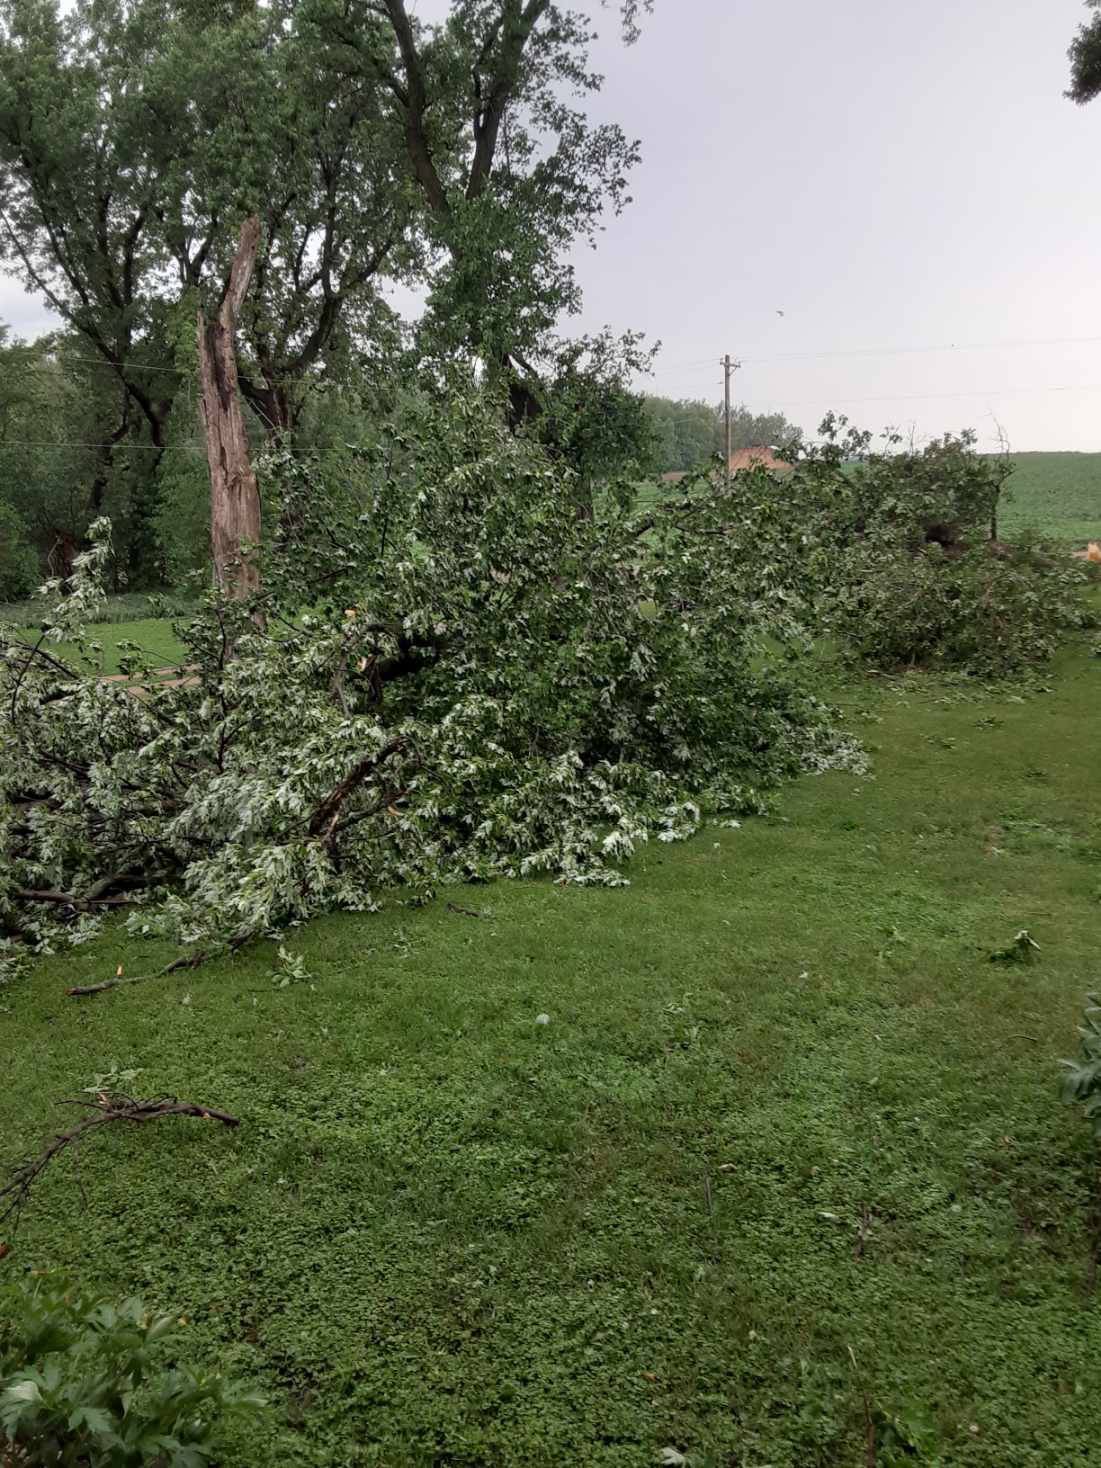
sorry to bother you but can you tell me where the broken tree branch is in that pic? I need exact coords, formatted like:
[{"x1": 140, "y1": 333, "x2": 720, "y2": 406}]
[
  {"x1": 16, "y1": 887, "x2": 136, "y2": 910},
  {"x1": 446, "y1": 902, "x2": 490, "y2": 919},
  {"x1": 66, "y1": 933, "x2": 251, "y2": 998},
  {"x1": 1, "y1": 1095, "x2": 240, "y2": 1231},
  {"x1": 307, "y1": 737, "x2": 405, "y2": 842}
]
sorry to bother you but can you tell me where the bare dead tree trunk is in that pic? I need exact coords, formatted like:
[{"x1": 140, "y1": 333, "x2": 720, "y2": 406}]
[{"x1": 197, "y1": 216, "x2": 263, "y2": 600}]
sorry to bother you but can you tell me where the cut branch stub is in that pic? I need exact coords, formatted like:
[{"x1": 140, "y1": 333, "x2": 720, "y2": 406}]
[{"x1": 198, "y1": 215, "x2": 263, "y2": 603}]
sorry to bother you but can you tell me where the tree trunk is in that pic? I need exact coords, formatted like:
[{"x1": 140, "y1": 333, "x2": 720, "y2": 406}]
[
  {"x1": 197, "y1": 216, "x2": 263, "y2": 601},
  {"x1": 239, "y1": 376, "x2": 297, "y2": 441},
  {"x1": 89, "y1": 401, "x2": 132, "y2": 516}
]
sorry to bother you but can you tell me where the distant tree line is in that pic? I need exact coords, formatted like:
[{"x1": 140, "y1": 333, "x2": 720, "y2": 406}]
[{"x1": 642, "y1": 396, "x2": 803, "y2": 473}]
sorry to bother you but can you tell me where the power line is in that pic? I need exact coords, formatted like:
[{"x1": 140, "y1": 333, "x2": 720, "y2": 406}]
[
  {"x1": 654, "y1": 355, "x2": 720, "y2": 371},
  {"x1": 0, "y1": 439, "x2": 202, "y2": 451},
  {"x1": 656, "y1": 332, "x2": 1101, "y2": 376},
  {"x1": 0, "y1": 353, "x2": 317, "y2": 388},
  {"x1": 1, "y1": 353, "x2": 187, "y2": 375},
  {"x1": 7, "y1": 329, "x2": 1101, "y2": 377},
  {"x1": 742, "y1": 334, "x2": 1101, "y2": 366},
  {"x1": 766, "y1": 383, "x2": 1101, "y2": 408}
]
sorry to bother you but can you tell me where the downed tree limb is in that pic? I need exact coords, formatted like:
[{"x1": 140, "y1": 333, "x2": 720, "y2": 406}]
[
  {"x1": 16, "y1": 887, "x2": 136, "y2": 910},
  {"x1": 307, "y1": 737, "x2": 405, "y2": 842},
  {"x1": 447, "y1": 902, "x2": 491, "y2": 919},
  {"x1": 0, "y1": 1095, "x2": 240, "y2": 1231},
  {"x1": 66, "y1": 933, "x2": 250, "y2": 998}
]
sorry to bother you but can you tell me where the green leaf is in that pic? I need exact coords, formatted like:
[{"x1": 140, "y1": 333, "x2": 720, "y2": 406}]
[
  {"x1": 68, "y1": 1404, "x2": 116, "y2": 1435},
  {"x1": 1, "y1": 1378, "x2": 43, "y2": 1407}
]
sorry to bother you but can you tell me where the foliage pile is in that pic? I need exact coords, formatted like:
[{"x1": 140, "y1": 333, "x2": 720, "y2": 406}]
[
  {"x1": 833, "y1": 542, "x2": 1089, "y2": 674},
  {"x1": 0, "y1": 1270, "x2": 264, "y2": 1466},
  {"x1": 0, "y1": 391, "x2": 858, "y2": 977},
  {"x1": 781, "y1": 419, "x2": 1094, "y2": 674}
]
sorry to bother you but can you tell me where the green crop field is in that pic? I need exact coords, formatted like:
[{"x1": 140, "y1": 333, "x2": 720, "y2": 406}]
[
  {"x1": 998, "y1": 451, "x2": 1101, "y2": 545},
  {"x1": 4, "y1": 636, "x2": 1101, "y2": 1466}
]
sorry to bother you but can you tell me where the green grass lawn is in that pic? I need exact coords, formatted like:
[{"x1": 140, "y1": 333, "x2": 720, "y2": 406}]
[
  {"x1": 4, "y1": 646, "x2": 1101, "y2": 1465},
  {"x1": 4, "y1": 618, "x2": 186, "y2": 675},
  {"x1": 2, "y1": 594, "x2": 188, "y2": 674}
]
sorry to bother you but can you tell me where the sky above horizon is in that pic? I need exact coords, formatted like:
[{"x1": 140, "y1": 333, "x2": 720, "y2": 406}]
[{"x1": 3, "y1": 0, "x2": 1100, "y2": 451}]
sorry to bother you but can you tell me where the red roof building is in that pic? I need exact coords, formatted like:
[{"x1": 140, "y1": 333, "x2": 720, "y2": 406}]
[
  {"x1": 725, "y1": 446, "x2": 791, "y2": 473},
  {"x1": 660, "y1": 447, "x2": 791, "y2": 484}
]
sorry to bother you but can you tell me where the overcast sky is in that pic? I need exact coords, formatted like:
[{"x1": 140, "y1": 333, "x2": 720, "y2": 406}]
[{"x1": 4, "y1": 0, "x2": 1100, "y2": 450}]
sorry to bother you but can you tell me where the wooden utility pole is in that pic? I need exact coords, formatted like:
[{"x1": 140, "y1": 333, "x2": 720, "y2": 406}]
[
  {"x1": 198, "y1": 215, "x2": 263, "y2": 602},
  {"x1": 723, "y1": 353, "x2": 733, "y2": 485}
]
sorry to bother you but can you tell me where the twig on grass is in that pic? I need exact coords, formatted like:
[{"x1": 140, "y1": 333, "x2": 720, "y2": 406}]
[
  {"x1": 66, "y1": 933, "x2": 251, "y2": 997},
  {"x1": 446, "y1": 902, "x2": 491, "y2": 919},
  {"x1": 0, "y1": 1095, "x2": 240, "y2": 1232},
  {"x1": 854, "y1": 1202, "x2": 872, "y2": 1260}
]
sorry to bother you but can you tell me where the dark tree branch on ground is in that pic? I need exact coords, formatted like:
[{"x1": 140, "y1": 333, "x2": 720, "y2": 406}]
[{"x1": 0, "y1": 1095, "x2": 240, "y2": 1232}]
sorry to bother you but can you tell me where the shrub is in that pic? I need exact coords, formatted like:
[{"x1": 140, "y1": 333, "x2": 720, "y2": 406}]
[
  {"x1": 834, "y1": 542, "x2": 1087, "y2": 674},
  {"x1": 0, "y1": 1270, "x2": 264, "y2": 1466},
  {"x1": 785, "y1": 418, "x2": 1013, "y2": 555},
  {"x1": 778, "y1": 419, "x2": 1090, "y2": 674}
]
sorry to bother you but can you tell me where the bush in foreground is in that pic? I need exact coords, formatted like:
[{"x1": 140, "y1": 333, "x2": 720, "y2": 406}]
[{"x1": 0, "y1": 1271, "x2": 264, "y2": 1466}]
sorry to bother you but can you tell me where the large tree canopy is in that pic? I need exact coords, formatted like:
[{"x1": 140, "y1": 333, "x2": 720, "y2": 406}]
[
  {"x1": 1, "y1": 0, "x2": 655, "y2": 414},
  {"x1": 0, "y1": 0, "x2": 658, "y2": 583},
  {"x1": 0, "y1": 0, "x2": 209, "y2": 449},
  {"x1": 0, "y1": 0, "x2": 413, "y2": 438},
  {"x1": 312, "y1": 0, "x2": 652, "y2": 412}
]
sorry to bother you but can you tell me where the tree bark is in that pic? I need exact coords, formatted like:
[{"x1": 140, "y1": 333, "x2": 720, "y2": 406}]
[
  {"x1": 197, "y1": 216, "x2": 263, "y2": 600},
  {"x1": 238, "y1": 376, "x2": 296, "y2": 440}
]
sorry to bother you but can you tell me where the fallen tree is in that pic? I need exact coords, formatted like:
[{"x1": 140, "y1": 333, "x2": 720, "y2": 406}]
[
  {"x1": 0, "y1": 388, "x2": 860, "y2": 984},
  {"x1": 779, "y1": 418, "x2": 1096, "y2": 673}
]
